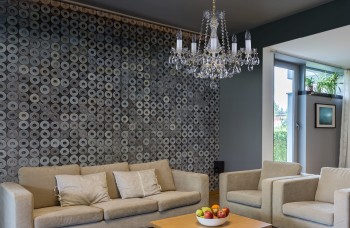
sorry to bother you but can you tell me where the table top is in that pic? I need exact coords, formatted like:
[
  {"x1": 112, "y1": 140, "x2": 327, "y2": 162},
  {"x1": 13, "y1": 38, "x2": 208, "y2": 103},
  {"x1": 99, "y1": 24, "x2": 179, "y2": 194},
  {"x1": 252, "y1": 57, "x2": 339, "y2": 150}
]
[{"x1": 150, "y1": 213, "x2": 272, "y2": 228}]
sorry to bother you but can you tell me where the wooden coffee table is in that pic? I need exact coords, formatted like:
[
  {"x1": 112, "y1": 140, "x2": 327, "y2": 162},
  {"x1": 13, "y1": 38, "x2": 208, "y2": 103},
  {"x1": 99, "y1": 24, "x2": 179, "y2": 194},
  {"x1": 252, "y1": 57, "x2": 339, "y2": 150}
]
[{"x1": 151, "y1": 213, "x2": 272, "y2": 228}]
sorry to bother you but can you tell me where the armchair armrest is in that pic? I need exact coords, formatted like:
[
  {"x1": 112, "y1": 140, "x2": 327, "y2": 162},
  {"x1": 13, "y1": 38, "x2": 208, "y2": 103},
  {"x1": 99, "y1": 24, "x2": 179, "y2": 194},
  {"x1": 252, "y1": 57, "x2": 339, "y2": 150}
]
[
  {"x1": 219, "y1": 169, "x2": 261, "y2": 207},
  {"x1": 272, "y1": 175, "x2": 319, "y2": 225},
  {"x1": 0, "y1": 182, "x2": 34, "y2": 228},
  {"x1": 261, "y1": 174, "x2": 310, "y2": 223},
  {"x1": 334, "y1": 188, "x2": 350, "y2": 228},
  {"x1": 172, "y1": 170, "x2": 209, "y2": 206}
]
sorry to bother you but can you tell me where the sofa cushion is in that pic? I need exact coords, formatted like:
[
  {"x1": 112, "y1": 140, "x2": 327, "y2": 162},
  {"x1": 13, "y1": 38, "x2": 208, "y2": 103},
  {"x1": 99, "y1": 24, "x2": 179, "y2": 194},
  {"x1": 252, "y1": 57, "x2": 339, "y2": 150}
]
[
  {"x1": 33, "y1": 205, "x2": 103, "y2": 228},
  {"x1": 283, "y1": 201, "x2": 334, "y2": 226},
  {"x1": 56, "y1": 172, "x2": 110, "y2": 206},
  {"x1": 113, "y1": 169, "x2": 161, "y2": 199},
  {"x1": 145, "y1": 191, "x2": 200, "y2": 211},
  {"x1": 226, "y1": 190, "x2": 262, "y2": 208},
  {"x1": 81, "y1": 162, "x2": 129, "y2": 199},
  {"x1": 315, "y1": 167, "x2": 350, "y2": 203},
  {"x1": 258, "y1": 161, "x2": 301, "y2": 190},
  {"x1": 18, "y1": 164, "x2": 80, "y2": 209},
  {"x1": 92, "y1": 198, "x2": 158, "y2": 220},
  {"x1": 129, "y1": 159, "x2": 175, "y2": 191}
]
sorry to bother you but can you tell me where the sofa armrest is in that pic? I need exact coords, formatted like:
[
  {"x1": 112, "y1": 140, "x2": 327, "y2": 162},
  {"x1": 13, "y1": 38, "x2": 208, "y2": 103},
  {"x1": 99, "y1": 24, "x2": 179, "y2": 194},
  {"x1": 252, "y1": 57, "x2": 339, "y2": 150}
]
[
  {"x1": 0, "y1": 182, "x2": 34, "y2": 228},
  {"x1": 334, "y1": 188, "x2": 350, "y2": 228},
  {"x1": 172, "y1": 169, "x2": 209, "y2": 206}
]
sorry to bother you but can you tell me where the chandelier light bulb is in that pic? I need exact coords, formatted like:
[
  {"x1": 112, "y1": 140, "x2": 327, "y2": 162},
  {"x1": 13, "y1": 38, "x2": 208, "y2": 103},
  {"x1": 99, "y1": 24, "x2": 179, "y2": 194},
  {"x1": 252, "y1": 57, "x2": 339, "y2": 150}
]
[
  {"x1": 231, "y1": 34, "x2": 237, "y2": 54},
  {"x1": 245, "y1": 30, "x2": 252, "y2": 53},
  {"x1": 191, "y1": 35, "x2": 197, "y2": 54},
  {"x1": 176, "y1": 30, "x2": 182, "y2": 52}
]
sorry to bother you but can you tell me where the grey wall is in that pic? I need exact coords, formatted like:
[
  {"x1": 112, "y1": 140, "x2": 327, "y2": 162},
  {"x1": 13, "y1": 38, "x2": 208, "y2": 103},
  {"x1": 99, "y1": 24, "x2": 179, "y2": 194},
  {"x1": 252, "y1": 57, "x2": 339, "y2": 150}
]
[
  {"x1": 0, "y1": 0, "x2": 220, "y2": 190},
  {"x1": 298, "y1": 95, "x2": 342, "y2": 174},
  {"x1": 219, "y1": 0, "x2": 350, "y2": 171}
]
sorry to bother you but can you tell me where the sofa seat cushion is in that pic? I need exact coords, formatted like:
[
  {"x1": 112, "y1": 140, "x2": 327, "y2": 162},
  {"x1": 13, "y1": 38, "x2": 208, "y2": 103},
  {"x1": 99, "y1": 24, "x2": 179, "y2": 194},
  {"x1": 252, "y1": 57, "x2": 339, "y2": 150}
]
[
  {"x1": 226, "y1": 190, "x2": 262, "y2": 208},
  {"x1": 283, "y1": 201, "x2": 334, "y2": 226},
  {"x1": 145, "y1": 191, "x2": 200, "y2": 211},
  {"x1": 92, "y1": 198, "x2": 158, "y2": 220},
  {"x1": 33, "y1": 205, "x2": 103, "y2": 228}
]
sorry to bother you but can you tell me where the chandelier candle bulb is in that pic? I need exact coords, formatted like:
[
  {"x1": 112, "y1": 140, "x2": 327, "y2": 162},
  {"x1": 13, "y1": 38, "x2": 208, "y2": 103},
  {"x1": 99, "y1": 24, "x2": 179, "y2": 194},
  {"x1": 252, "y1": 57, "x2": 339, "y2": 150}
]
[
  {"x1": 191, "y1": 35, "x2": 197, "y2": 54},
  {"x1": 176, "y1": 30, "x2": 183, "y2": 52},
  {"x1": 210, "y1": 37, "x2": 217, "y2": 50},
  {"x1": 245, "y1": 31, "x2": 252, "y2": 53},
  {"x1": 231, "y1": 34, "x2": 237, "y2": 54}
]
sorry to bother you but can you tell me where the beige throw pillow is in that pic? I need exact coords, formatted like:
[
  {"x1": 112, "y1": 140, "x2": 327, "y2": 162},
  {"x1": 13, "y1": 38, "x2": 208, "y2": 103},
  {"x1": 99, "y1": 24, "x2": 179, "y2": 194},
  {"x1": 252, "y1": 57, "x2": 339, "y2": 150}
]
[
  {"x1": 55, "y1": 172, "x2": 110, "y2": 207},
  {"x1": 113, "y1": 169, "x2": 161, "y2": 199},
  {"x1": 129, "y1": 159, "x2": 175, "y2": 191}
]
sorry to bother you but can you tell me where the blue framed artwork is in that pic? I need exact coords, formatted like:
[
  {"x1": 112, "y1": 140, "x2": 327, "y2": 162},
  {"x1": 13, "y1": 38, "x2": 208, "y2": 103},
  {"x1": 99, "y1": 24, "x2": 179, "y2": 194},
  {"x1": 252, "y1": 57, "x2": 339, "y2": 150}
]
[{"x1": 315, "y1": 103, "x2": 336, "y2": 128}]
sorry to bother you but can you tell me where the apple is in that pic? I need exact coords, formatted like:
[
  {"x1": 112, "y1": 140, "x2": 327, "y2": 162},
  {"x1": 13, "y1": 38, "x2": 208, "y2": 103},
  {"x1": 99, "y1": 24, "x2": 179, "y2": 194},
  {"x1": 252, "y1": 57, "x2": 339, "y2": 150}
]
[
  {"x1": 196, "y1": 209, "x2": 204, "y2": 217},
  {"x1": 221, "y1": 207, "x2": 230, "y2": 216},
  {"x1": 204, "y1": 211, "x2": 213, "y2": 219},
  {"x1": 212, "y1": 208, "x2": 219, "y2": 216},
  {"x1": 217, "y1": 210, "x2": 226, "y2": 218},
  {"x1": 201, "y1": 207, "x2": 212, "y2": 213}
]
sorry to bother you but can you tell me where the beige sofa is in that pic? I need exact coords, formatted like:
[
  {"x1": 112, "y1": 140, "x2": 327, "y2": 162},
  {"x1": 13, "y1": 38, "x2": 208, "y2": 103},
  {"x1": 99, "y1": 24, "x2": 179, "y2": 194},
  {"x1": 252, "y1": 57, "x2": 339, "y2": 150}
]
[
  {"x1": 0, "y1": 161, "x2": 209, "y2": 228},
  {"x1": 273, "y1": 167, "x2": 350, "y2": 228},
  {"x1": 219, "y1": 161, "x2": 302, "y2": 223}
]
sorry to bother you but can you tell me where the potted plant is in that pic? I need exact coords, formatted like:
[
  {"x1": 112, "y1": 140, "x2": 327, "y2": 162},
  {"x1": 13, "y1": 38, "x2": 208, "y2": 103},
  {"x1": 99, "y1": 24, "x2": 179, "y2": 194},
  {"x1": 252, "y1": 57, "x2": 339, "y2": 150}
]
[
  {"x1": 305, "y1": 77, "x2": 314, "y2": 91},
  {"x1": 315, "y1": 72, "x2": 340, "y2": 95}
]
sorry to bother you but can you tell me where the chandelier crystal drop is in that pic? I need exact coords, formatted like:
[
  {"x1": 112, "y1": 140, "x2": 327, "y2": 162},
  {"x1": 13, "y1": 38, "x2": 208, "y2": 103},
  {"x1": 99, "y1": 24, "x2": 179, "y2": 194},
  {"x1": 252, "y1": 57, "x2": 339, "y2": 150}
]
[{"x1": 169, "y1": 0, "x2": 260, "y2": 89}]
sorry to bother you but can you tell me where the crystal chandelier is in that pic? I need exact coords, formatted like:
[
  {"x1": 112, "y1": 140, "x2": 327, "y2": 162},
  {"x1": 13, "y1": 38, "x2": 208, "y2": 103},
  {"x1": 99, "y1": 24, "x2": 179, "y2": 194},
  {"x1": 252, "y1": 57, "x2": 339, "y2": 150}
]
[{"x1": 169, "y1": 0, "x2": 260, "y2": 89}]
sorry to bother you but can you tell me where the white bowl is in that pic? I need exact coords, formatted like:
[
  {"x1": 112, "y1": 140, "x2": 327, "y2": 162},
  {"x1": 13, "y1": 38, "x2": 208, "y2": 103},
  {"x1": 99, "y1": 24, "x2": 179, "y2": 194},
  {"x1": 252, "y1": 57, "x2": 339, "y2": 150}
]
[{"x1": 196, "y1": 215, "x2": 228, "y2": 227}]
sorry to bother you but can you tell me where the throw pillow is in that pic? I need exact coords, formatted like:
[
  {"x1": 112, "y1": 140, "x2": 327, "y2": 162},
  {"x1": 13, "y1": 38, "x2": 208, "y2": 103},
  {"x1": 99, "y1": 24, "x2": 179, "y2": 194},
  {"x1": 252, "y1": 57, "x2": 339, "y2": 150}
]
[
  {"x1": 113, "y1": 169, "x2": 162, "y2": 199},
  {"x1": 258, "y1": 160, "x2": 302, "y2": 190},
  {"x1": 129, "y1": 159, "x2": 175, "y2": 191},
  {"x1": 55, "y1": 172, "x2": 110, "y2": 207}
]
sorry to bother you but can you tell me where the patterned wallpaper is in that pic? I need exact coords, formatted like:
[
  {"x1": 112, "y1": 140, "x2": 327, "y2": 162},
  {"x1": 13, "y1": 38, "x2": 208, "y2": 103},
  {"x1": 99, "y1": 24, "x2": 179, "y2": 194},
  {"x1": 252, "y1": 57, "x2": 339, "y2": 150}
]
[{"x1": 0, "y1": 0, "x2": 220, "y2": 190}]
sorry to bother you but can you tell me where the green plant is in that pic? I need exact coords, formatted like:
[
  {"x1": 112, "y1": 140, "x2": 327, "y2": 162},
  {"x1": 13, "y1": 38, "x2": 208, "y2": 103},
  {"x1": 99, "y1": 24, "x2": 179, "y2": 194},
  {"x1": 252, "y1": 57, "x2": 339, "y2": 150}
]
[
  {"x1": 305, "y1": 77, "x2": 314, "y2": 87},
  {"x1": 315, "y1": 72, "x2": 340, "y2": 94}
]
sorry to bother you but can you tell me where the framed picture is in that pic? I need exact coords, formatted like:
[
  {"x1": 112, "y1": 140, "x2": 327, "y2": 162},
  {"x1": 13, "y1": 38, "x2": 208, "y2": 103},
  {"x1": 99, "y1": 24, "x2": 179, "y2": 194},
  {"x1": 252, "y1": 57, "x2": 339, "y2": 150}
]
[{"x1": 315, "y1": 103, "x2": 336, "y2": 128}]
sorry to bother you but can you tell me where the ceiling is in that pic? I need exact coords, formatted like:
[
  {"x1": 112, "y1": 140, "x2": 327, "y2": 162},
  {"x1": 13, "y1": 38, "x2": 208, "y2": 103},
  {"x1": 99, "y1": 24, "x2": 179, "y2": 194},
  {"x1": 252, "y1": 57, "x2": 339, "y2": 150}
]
[
  {"x1": 68, "y1": 0, "x2": 333, "y2": 34},
  {"x1": 271, "y1": 25, "x2": 350, "y2": 69}
]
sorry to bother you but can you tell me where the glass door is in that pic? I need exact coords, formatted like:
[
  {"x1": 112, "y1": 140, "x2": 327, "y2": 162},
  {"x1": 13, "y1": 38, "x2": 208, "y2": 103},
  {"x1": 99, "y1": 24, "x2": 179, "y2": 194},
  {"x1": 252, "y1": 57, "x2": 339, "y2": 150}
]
[{"x1": 273, "y1": 61, "x2": 299, "y2": 162}]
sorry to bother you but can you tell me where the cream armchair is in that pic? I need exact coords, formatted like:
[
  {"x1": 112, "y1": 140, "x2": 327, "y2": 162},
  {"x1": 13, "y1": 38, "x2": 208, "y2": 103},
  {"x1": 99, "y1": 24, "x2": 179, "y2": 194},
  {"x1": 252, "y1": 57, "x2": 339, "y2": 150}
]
[
  {"x1": 273, "y1": 167, "x2": 350, "y2": 228},
  {"x1": 219, "y1": 161, "x2": 302, "y2": 223}
]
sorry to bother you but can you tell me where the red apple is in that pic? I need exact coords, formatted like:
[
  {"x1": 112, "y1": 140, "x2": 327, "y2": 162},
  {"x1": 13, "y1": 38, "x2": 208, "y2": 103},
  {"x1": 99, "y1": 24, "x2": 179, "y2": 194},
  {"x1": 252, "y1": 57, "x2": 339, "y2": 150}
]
[
  {"x1": 221, "y1": 207, "x2": 230, "y2": 216},
  {"x1": 217, "y1": 210, "x2": 226, "y2": 218},
  {"x1": 204, "y1": 211, "x2": 213, "y2": 219}
]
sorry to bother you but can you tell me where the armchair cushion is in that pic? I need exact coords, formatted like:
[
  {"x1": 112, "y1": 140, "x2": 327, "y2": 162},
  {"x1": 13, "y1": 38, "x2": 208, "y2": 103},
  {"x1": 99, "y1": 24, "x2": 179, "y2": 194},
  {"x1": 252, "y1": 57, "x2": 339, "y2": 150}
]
[
  {"x1": 282, "y1": 201, "x2": 334, "y2": 226},
  {"x1": 315, "y1": 167, "x2": 350, "y2": 203},
  {"x1": 227, "y1": 190, "x2": 262, "y2": 208},
  {"x1": 258, "y1": 161, "x2": 301, "y2": 190}
]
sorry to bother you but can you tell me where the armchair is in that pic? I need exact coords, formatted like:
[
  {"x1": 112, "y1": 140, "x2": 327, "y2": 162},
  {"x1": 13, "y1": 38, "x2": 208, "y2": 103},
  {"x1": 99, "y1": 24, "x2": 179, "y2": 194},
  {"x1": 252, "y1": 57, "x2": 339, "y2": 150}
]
[
  {"x1": 219, "y1": 161, "x2": 302, "y2": 223},
  {"x1": 273, "y1": 167, "x2": 350, "y2": 228}
]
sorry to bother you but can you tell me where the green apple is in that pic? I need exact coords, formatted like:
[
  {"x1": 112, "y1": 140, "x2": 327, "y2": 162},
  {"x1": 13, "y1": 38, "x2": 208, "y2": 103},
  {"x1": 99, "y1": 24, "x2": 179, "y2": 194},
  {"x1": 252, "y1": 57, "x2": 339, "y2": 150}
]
[
  {"x1": 201, "y1": 207, "x2": 212, "y2": 213},
  {"x1": 196, "y1": 209, "x2": 204, "y2": 217}
]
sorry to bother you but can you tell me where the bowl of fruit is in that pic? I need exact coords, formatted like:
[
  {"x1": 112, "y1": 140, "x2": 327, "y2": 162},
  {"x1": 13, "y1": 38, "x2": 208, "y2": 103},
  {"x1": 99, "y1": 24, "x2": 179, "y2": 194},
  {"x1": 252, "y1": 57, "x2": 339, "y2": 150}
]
[{"x1": 196, "y1": 204, "x2": 230, "y2": 227}]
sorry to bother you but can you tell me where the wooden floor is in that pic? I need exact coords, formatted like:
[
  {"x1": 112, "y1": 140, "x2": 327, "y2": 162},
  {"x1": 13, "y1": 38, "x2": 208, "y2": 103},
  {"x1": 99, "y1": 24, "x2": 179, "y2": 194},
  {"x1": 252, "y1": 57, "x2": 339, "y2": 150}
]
[{"x1": 209, "y1": 190, "x2": 219, "y2": 206}]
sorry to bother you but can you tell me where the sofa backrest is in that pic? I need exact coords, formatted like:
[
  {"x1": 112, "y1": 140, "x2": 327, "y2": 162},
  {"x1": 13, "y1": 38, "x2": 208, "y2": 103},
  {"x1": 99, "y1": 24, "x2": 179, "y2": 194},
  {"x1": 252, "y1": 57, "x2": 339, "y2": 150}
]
[
  {"x1": 129, "y1": 159, "x2": 176, "y2": 191},
  {"x1": 258, "y1": 160, "x2": 302, "y2": 190},
  {"x1": 18, "y1": 164, "x2": 80, "y2": 209},
  {"x1": 315, "y1": 167, "x2": 350, "y2": 203},
  {"x1": 81, "y1": 162, "x2": 129, "y2": 199}
]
